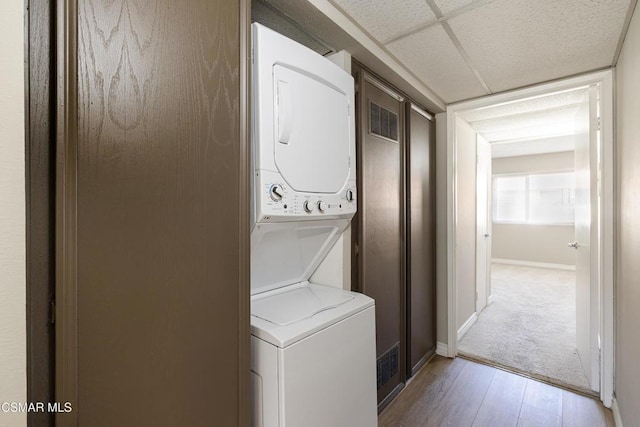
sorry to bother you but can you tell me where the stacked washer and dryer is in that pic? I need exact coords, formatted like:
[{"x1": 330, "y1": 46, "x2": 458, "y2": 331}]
[{"x1": 249, "y1": 24, "x2": 378, "y2": 427}]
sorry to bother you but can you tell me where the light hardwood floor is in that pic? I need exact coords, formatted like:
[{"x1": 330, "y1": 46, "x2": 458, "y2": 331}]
[{"x1": 379, "y1": 356, "x2": 614, "y2": 427}]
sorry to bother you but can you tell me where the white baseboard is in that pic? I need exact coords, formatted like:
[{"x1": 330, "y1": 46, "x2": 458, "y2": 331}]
[
  {"x1": 492, "y1": 258, "x2": 576, "y2": 271},
  {"x1": 436, "y1": 341, "x2": 449, "y2": 357},
  {"x1": 612, "y1": 397, "x2": 623, "y2": 427},
  {"x1": 457, "y1": 313, "x2": 478, "y2": 340}
]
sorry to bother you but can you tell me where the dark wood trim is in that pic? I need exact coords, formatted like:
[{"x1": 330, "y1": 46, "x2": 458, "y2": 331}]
[
  {"x1": 239, "y1": 0, "x2": 252, "y2": 424},
  {"x1": 404, "y1": 101, "x2": 413, "y2": 380},
  {"x1": 55, "y1": 0, "x2": 79, "y2": 424},
  {"x1": 410, "y1": 348, "x2": 436, "y2": 378},
  {"x1": 399, "y1": 91, "x2": 408, "y2": 389},
  {"x1": 351, "y1": 65, "x2": 364, "y2": 294},
  {"x1": 377, "y1": 382, "x2": 404, "y2": 414},
  {"x1": 26, "y1": 0, "x2": 56, "y2": 425}
]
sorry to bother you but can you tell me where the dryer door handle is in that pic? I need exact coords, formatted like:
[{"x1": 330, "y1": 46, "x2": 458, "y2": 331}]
[{"x1": 277, "y1": 80, "x2": 292, "y2": 144}]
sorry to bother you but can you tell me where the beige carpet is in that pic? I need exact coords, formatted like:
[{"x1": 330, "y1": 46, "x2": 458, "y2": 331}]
[{"x1": 457, "y1": 263, "x2": 592, "y2": 394}]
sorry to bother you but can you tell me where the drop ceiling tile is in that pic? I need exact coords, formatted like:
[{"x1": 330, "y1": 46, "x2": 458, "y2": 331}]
[
  {"x1": 331, "y1": 0, "x2": 437, "y2": 43},
  {"x1": 448, "y1": 0, "x2": 630, "y2": 92},
  {"x1": 387, "y1": 23, "x2": 487, "y2": 102},
  {"x1": 434, "y1": 0, "x2": 482, "y2": 16}
]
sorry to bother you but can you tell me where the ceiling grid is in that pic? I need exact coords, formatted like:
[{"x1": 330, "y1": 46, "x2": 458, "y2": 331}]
[
  {"x1": 424, "y1": 0, "x2": 493, "y2": 94},
  {"x1": 332, "y1": 0, "x2": 634, "y2": 102}
]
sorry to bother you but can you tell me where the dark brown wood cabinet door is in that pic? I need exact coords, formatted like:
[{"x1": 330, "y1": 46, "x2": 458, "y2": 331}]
[
  {"x1": 353, "y1": 70, "x2": 406, "y2": 408},
  {"x1": 55, "y1": 1, "x2": 250, "y2": 426},
  {"x1": 406, "y1": 104, "x2": 436, "y2": 377}
]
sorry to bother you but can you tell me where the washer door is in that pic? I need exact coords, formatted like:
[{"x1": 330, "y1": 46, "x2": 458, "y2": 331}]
[
  {"x1": 273, "y1": 65, "x2": 351, "y2": 194},
  {"x1": 251, "y1": 285, "x2": 354, "y2": 326}
]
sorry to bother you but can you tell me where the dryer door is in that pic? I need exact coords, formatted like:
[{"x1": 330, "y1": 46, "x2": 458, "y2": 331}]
[{"x1": 273, "y1": 65, "x2": 351, "y2": 194}]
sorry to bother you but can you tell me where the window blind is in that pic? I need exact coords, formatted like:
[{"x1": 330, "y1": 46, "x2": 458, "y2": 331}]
[{"x1": 493, "y1": 172, "x2": 575, "y2": 225}]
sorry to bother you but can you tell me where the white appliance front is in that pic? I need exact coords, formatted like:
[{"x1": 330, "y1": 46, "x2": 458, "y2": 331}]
[
  {"x1": 250, "y1": 220, "x2": 348, "y2": 295},
  {"x1": 273, "y1": 64, "x2": 350, "y2": 194},
  {"x1": 250, "y1": 282, "x2": 374, "y2": 347},
  {"x1": 252, "y1": 23, "x2": 356, "y2": 225},
  {"x1": 251, "y1": 306, "x2": 378, "y2": 427},
  {"x1": 249, "y1": 22, "x2": 377, "y2": 427}
]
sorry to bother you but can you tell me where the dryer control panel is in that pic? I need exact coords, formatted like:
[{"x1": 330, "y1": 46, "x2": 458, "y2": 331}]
[
  {"x1": 255, "y1": 170, "x2": 356, "y2": 223},
  {"x1": 251, "y1": 24, "x2": 357, "y2": 226}
]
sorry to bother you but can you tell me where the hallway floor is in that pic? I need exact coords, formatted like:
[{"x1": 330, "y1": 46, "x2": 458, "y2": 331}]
[
  {"x1": 457, "y1": 264, "x2": 590, "y2": 394},
  {"x1": 379, "y1": 356, "x2": 614, "y2": 427}
]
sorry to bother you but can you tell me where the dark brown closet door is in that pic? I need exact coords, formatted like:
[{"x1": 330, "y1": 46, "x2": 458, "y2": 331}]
[
  {"x1": 406, "y1": 104, "x2": 436, "y2": 377},
  {"x1": 353, "y1": 70, "x2": 405, "y2": 408},
  {"x1": 55, "y1": 1, "x2": 250, "y2": 426}
]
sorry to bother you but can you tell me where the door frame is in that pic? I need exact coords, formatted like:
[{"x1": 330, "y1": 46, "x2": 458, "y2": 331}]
[
  {"x1": 26, "y1": 0, "x2": 56, "y2": 425},
  {"x1": 444, "y1": 69, "x2": 615, "y2": 407},
  {"x1": 475, "y1": 135, "x2": 491, "y2": 314}
]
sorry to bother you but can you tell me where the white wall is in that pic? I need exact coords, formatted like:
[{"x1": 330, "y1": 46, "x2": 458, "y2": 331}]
[
  {"x1": 311, "y1": 50, "x2": 352, "y2": 291},
  {"x1": 455, "y1": 118, "x2": 477, "y2": 330},
  {"x1": 310, "y1": 224, "x2": 352, "y2": 290},
  {"x1": 492, "y1": 151, "x2": 575, "y2": 267},
  {"x1": 614, "y1": 3, "x2": 640, "y2": 424},
  {"x1": 492, "y1": 150, "x2": 574, "y2": 174},
  {"x1": 326, "y1": 50, "x2": 351, "y2": 74},
  {"x1": 492, "y1": 225, "x2": 575, "y2": 266},
  {"x1": 0, "y1": 1, "x2": 26, "y2": 426},
  {"x1": 435, "y1": 113, "x2": 448, "y2": 344}
]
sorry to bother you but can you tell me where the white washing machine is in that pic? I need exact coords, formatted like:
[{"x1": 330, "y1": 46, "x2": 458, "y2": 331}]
[{"x1": 250, "y1": 24, "x2": 378, "y2": 427}]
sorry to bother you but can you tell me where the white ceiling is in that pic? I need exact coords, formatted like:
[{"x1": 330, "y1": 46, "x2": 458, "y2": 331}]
[
  {"x1": 330, "y1": 0, "x2": 635, "y2": 103},
  {"x1": 490, "y1": 135, "x2": 576, "y2": 158},
  {"x1": 331, "y1": 0, "x2": 437, "y2": 42},
  {"x1": 459, "y1": 86, "x2": 589, "y2": 157}
]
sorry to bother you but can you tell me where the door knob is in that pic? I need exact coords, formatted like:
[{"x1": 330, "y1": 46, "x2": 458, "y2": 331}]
[
  {"x1": 568, "y1": 241, "x2": 579, "y2": 249},
  {"x1": 484, "y1": 233, "x2": 491, "y2": 238}
]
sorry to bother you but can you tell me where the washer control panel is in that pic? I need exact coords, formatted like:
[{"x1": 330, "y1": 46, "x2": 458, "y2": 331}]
[{"x1": 255, "y1": 171, "x2": 356, "y2": 222}]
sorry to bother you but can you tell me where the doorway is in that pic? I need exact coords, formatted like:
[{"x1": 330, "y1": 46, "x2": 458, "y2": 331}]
[
  {"x1": 459, "y1": 87, "x2": 592, "y2": 393},
  {"x1": 444, "y1": 70, "x2": 614, "y2": 407}
]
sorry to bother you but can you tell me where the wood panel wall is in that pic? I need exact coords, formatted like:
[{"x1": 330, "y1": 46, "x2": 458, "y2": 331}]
[
  {"x1": 56, "y1": 1, "x2": 250, "y2": 425},
  {"x1": 406, "y1": 105, "x2": 436, "y2": 376},
  {"x1": 352, "y1": 62, "x2": 437, "y2": 412}
]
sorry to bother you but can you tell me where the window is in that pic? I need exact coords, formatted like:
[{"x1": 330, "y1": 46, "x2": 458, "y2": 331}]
[
  {"x1": 493, "y1": 176, "x2": 527, "y2": 222},
  {"x1": 493, "y1": 172, "x2": 575, "y2": 225}
]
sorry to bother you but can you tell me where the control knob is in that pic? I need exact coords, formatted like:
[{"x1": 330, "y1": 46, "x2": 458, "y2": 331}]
[
  {"x1": 317, "y1": 201, "x2": 327, "y2": 212},
  {"x1": 303, "y1": 200, "x2": 314, "y2": 213},
  {"x1": 345, "y1": 189, "x2": 354, "y2": 202},
  {"x1": 269, "y1": 184, "x2": 284, "y2": 202}
]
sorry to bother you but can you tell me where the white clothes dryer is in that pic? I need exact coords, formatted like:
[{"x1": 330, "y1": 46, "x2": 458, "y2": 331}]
[{"x1": 249, "y1": 24, "x2": 377, "y2": 427}]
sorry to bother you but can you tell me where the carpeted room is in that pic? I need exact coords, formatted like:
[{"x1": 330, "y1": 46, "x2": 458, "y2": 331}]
[{"x1": 458, "y1": 263, "x2": 590, "y2": 394}]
